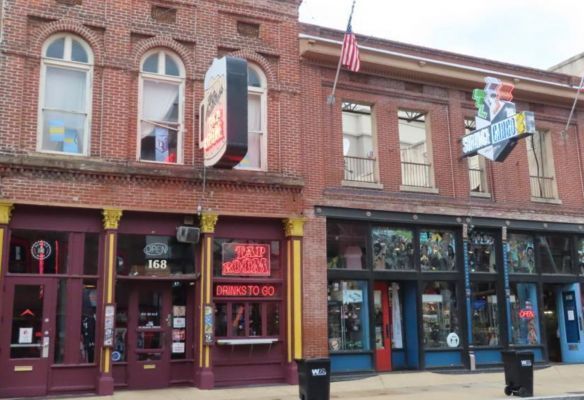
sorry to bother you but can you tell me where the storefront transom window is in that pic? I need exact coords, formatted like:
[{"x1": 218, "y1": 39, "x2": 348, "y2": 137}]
[
  {"x1": 420, "y1": 230, "x2": 457, "y2": 272},
  {"x1": 372, "y1": 227, "x2": 414, "y2": 271}
]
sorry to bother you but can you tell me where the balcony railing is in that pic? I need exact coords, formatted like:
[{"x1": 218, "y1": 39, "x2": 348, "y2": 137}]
[
  {"x1": 401, "y1": 161, "x2": 432, "y2": 188},
  {"x1": 469, "y1": 168, "x2": 487, "y2": 193},
  {"x1": 344, "y1": 156, "x2": 377, "y2": 183},
  {"x1": 530, "y1": 176, "x2": 556, "y2": 199}
]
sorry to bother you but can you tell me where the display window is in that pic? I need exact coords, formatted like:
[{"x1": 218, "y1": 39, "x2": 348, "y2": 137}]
[
  {"x1": 578, "y1": 238, "x2": 584, "y2": 275},
  {"x1": 213, "y1": 302, "x2": 280, "y2": 338},
  {"x1": 470, "y1": 282, "x2": 500, "y2": 346},
  {"x1": 327, "y1": 280, "x2": 370, "y2": 351},
  {"x1": 9, "y1": 230, "x2": 69, "y2": 274},
  {"x1": 371, "y1": 227, "x2": 414, "y2": 271},
  {"x1": 419, "y1": 230, "x2": 457, "y2": 272},
  {"x1": 326, "y1": 221, "x2": 367, "y2": 270},
  {"x1": 116, "y1": 234, "x2": 195, "y2": 276},
  {"x1": 422, "y1": 281, "x2": 460, "y2": 349},
  {"x1": 538, "y1": 235, "x2": 573, "y2": 274},
  {"x1": 468, "y1": 230, "x2": 497, "y2": 273},
  {"x1": 510, "y1": 283, "x2": 540, "y2": 345},
  {"x1": 507, "y1": 234, "x2": 535, "y2": 274}
]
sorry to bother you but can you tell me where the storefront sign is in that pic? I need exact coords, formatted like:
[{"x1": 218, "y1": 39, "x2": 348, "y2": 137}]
[
  {"x1": 342, "y1": 289, "x2": 363, "y2": 304},
  {"x1": 447, "y1": 332, "x2": 460, "y2": 348},
  {"x1": 143, "y1": 243, "x2": 168, "y2": 257},
  {"x1": 103, "y1": 304, "x2": 116, "y2": 347},
  {"x1": 222, "y1": 243, "x2": 270, "y2": 276},
  {"x1": 461, "y1": 77, "x2": 535, "y2": 162},
  {"x1": 203, "y1": 304, "x2": 214, "y2": 345},
  {"x1": 215, "y1": 284, "x2": 277, "y2": 298},
  {"x1": 199, "y1": 56, "x2": 248, "y2": 168},
  {"x1": 518, "y1": 309, "x2": 535, "y2": 320},
  {"x1": 31, "y1": 240, "x2": 51, "y2": 260}
]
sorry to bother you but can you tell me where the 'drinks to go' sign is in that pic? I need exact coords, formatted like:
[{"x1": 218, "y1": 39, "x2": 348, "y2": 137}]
[{"x1": 461, "y1": 77, "x2": 535, "y2": 162}]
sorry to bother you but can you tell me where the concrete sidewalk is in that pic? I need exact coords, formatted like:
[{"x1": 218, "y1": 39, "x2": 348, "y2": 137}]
[{"x1": 76, "y1": 364, "x2": 584, "y2": 400}]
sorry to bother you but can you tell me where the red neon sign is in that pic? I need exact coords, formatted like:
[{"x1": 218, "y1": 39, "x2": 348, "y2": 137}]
[
  {"x1": 222, "y1": 243, "x2": 270, "y2": 277},
  {"x1": 518, "y1": 309, "x2": 535, "y2": 320},
  {"x1": 215, "y1": 284, "x2": 277, "y2": 298}
]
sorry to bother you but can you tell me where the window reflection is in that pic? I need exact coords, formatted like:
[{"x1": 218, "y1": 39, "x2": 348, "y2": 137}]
[
  {"x1": 420, "y1": 230, "x2": 456, "y2": 272},
  {"x1": 508, "y1": 234, "x2": 535, "y2": 274},
  {"x1": 372, "y1": 228, "x2": 414, "y2": 271},
  {"x1": 326, "y1": 222, "x2": 367, "y2": 270},
  {"x1": 468, "y1": 231, "x2": 497, "y2": 273}
]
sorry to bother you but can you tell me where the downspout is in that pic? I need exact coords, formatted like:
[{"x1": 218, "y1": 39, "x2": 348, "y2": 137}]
[{"x1": 445, "y1": 106, "x2": 457, "y2": 199}]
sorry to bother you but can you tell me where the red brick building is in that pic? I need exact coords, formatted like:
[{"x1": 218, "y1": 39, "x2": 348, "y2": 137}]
[{"x1": 1, "y1": 0, "x2": 584, "y2": 398}]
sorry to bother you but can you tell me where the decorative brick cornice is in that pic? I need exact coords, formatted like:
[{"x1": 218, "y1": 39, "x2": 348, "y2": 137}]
[
  {"x1": 132, "y1": 36, "x2": 195, "y2": 78},
  {"x1": 32, "y1": 19, "x2": 104, "y2": 66},
  {"x1": 227, "y1": 49, "x2": 277, "y2": 90}
]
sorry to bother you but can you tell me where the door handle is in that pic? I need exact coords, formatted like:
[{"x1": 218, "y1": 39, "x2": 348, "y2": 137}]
[{"x1": 42, "y1": 336, "x2": 50, "y2": 358}]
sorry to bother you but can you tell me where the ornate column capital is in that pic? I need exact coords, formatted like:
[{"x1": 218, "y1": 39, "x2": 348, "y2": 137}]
[
  {"x1": 0, "y1": 201, "x2": 14, "y2": 225},
  {"x1": 283, "y1": 217, "x2": 305, "y2": 237},
  {"x1": 200, "y1": 212, "x2": 218, "y2": 234},
  {"x1": 102, "y1": 208, "x2": 123, "y2": 230}
]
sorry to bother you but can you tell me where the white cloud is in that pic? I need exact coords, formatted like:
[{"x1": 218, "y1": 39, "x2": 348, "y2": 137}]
[{"x1": 299, "y1": 0, "x2": 584, "y2": 70}]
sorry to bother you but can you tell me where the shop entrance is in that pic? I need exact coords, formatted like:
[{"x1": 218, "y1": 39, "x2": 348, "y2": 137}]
[
  {"x1": 0, "y1": 277, "x2": 57, "y2": 397},
  {"x1": 543, "y1": 284, "x2": 562, "y2": 362},
  {"x1": 374, "y1": 282, "x2": 392, "y2": 371}
]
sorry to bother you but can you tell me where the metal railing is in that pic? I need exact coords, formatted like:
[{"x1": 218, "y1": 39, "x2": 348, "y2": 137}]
[
  {"x1": 344, "y1": 156, "x2": 377, "y2": 183},
  {"x1": 469, "y1": 168, "x2": 487, "y2": 193},
  {"x1": 401, "y1": 161, "x2": 432, "y2": 188},
  {"x1": 530, "y1": 176, "x2": 556, "y2": 199}
]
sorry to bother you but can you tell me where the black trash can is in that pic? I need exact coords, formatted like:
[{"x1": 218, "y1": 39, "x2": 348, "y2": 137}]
[
  {"x1": 297, "y1": 358, "x2": 330, "y2": 400},
  {"x1": 501, "y1": 350, "x2": 534, "y2": 397}
]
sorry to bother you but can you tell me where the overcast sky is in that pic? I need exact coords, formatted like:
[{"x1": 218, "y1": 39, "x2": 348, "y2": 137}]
[{"x1": 298, "y1": 0, "x2": 584, "y2": 71}]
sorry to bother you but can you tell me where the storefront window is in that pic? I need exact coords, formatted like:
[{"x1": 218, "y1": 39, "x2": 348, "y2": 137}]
[
  {"x1": 578, "y1": 238, "x2": 584, "y2": 275},
  {"x1": 80, "y1": 280, "x2": 97, "y2": 363},
  {"x1": 510, "y1": 283, "x2": 540, "y2": 345},
  {"x1": 538, "y1": 235, "x2": 573, "y2": 274},
  {"x1": 83, "y1": 234, "x2": 99, "y2": 275},
  {"x1": 327, "y1": 221, "x2": 367, "y2": 270},
  {"x1": 9, "y1": 230, "x2": 69, "y2": 274},
  {"x1": 113, "y1": 283, "x2": 128, "y2": 363},
  {"x1": 420, "y1": 230, "x2": 457, "y2": 272},
  {"x1": 327, "y1": 280, "x2": 370, "y2": 351},
  {"x1": 468, "y1": 231, "x2": 497, "y2": 273},
  {"x1": 471, "y1": 282, "x2": 500, "y2": 346},
  {"x1": 214, "y1": 302, "x2": 280, "y2": 338},
  {"x1": 117, "y1": 234, "x2": 195, "y2": 276},
  {"x1": 372, "y1": 227, "x2": 414, "y2": 270},
  {"x1": 171, "y1": 282, "x2": 188, "y2": 360},
  {"x1": 507, "y1": 234, "x2": 535, "y2": 274},
  {"x1": 422, "y1": 281, "x2": 460, "y2": 349}
]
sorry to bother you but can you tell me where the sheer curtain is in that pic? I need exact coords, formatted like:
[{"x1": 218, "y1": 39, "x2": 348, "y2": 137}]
[
  {"x1": 237, "y1": 92, "x2": 261, "y2": 169},
  {"x1": 141, "y1": 80, "x2": 179, "y2": 162}
]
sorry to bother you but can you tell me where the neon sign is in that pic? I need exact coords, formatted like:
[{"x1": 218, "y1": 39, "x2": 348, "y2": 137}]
[
  {"x1": 519, "y1": 309, "x2": 535, "y2": 320},
  {"x1": 222, "y1": 243, "x2": 270, "y2": 276},
  {"x1": 461, "y1": 77, "x2": 535, "y2": 162},
  {"x1": 215, "y1": 284, "x2": 277, "y2": 297}
]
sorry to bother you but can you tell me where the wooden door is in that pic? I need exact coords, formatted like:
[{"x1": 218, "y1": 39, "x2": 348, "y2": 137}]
[
  {"x1": 374, "y1": 282, "x2": 392, "y2": 371},
  {"x1": 0, "y1": 278, "x2": 57, "y2": 397}
]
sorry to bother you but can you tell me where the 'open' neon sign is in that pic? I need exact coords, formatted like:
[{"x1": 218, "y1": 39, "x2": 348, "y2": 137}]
[{"x1": 222, "y1": 243, "x2": 270, "y2": 276}]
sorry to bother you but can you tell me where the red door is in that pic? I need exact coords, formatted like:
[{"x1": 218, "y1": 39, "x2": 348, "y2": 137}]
[
  {"x1": 374, "y1": 282, "x2": 392, "y2": 371},
  {"x1": 127, "y1": 282, "x2": 172, "y2": 389},
  {"x1": 0, "y1": 277, "x2": 57, "y2": 397}
]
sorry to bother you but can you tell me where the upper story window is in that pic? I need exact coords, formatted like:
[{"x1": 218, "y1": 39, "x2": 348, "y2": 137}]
[
  {"x1": 236, "y1": 64, "x2": 267, "y2": 170},
  {"x1": 341, "y1": 102, "x2": 378, "y2": 184},
  {"x1": 527, "y1": 129, "x2": 558, "y2": 200},
  {"x1": 465, "y1": 118, "x2": 489, "y2": 195},
  {"x1": 398, "y1": 110, "x2": 434, "y2": 189},
  {"x1": 39, "y1": 34, "x2": 93, "y2": 156},
  {"x1": 139, "y1": 49, "x2": 185, "y2": 164}
]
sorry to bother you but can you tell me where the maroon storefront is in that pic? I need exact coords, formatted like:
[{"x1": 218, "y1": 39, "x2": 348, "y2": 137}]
[{"x1": 0, "y1": 203, "x2": 303, "y2": 397}]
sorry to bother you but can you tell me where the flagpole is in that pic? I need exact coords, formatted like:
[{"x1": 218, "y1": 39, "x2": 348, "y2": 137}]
[
  {"x1": 327, "y1": 0, "x2": 356, "y2": 106},
  {"x1": 562, "y1": 73, "x2": 584, "y2": 136}
]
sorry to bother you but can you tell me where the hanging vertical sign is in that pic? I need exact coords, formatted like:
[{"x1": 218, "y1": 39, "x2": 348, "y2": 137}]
[
  {"x1": 461, "y1": 77, "x2": 536, "y2": 162},
  {"x1": 199, "y1": 56, "x2": 248, "y2": 168}
]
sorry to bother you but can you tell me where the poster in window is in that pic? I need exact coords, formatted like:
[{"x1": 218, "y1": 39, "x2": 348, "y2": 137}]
[
  {"x1": 18, "y1": 327, "x2": 33, "y2": 344},
  {"x1": 172, "y1": 342, "x2": 185, "y2": 353},
  {"x1": 204, "y1": 304, "x2": 214, "y2": 345},
  {"x1": 103, "y1": 304, "x2": 116, "y2": 347},
  {"x1": 173, "y1": 317, "x2": 186, "y2": 328}
]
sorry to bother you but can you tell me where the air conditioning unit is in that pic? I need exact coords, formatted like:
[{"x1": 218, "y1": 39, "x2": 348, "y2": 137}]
[{"x1": 176, "y1": 226, "x2": 200, "y2": 244}]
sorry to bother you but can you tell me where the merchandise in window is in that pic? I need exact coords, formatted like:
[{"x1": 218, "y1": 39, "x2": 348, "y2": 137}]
[
  {"x1": 80, "y1": 280, "x2": 97, "y2": 363},
  {"x1": 422, "y1": 281, "x2": 460, "y2": 349},
  {"x1": 9, "y1": 230, "x2": 69, "y2": 274},
  {"x1": 327, "y1": 280, "x2": 370, "y2": 352},
  {"x1": 326, "y1": 221, "x2": 367, "y2": 270},
  {"x1": 420, "y1": 230, "x2": 457, "y2": 272},
  {"x1": 372, "y1": 228, "x2": 414, "y2": 271},
  {"x1": 538, "y1": 235, "x2": 573, "y2": 274},
  {"x1": 510, "y1": 283, "x2": 540, "y2": 345},
  {"x1": 471, "y1": 282, "x2": 500, "y2": 346},
  {"x1": 508, "y1": 234, "x2": 535, "y2": 274},
  {"x1": 468, "y1": 230, "x2": 497, "y2": 273}
]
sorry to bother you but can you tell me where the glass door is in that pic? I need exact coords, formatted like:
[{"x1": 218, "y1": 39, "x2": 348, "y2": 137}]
[
  {"x1": 0, "y1": 278, "x2": 57, "y2": 397},
  {"x1": 374, "y1": 282, "x2": 392, "y2": 371}
]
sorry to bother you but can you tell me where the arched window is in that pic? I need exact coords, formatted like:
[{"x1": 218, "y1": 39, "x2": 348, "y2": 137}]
[
  {"x1": 39, "y1": 34, "x2": 93, "y2": 155},
  {"x1": 139, "y1": 49, "x2": 185, "y2": 164},
  {"x1": 236, "y1": 63, "x2": 267, "y2": 170}
]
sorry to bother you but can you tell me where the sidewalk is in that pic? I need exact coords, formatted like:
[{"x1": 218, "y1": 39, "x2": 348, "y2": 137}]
[{"x1": 78, "y1": 364, "x2": 584, "y2": 400}]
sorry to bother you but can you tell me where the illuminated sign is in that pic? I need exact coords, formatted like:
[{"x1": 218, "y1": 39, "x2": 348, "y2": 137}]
[
  {"x1": 222, "y1": 243, "x2": 270, "y2": 277},
  {"x1": 215, "y1": 284, "x2": 277, "y2": 297},
  {"x1": 461, "y1": 77, "x2": 535, "y2": 162},
  {"x1": 519, "y1": 309, "x2": 535, "y2": 320},
  {"x1": 199, "y1": 56, "x2": 248, "y2": 168}
]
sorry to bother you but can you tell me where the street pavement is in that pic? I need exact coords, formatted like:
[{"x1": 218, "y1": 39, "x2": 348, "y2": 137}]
[{"x1": 73, "y1": 364, "x2": 584, "y2": 400}]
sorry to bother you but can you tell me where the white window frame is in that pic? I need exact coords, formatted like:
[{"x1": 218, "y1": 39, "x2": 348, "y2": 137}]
[
  {"x1": 236, "y1": 63, "x2": 268, "y2": 171},
  {"x1": 38, "y1": 33, "x2": 93, "y2": 156},
  {"x1": 137, "y1": 49, "x2": 185, "y2": 164}
]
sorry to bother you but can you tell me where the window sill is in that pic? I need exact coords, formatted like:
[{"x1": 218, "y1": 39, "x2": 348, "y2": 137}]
[
  {"x1": 217, "y1": 338, "x2": 278, "y2": 345},
  {"x1": 400, "y1": 185, "x2": 439, "y2": 194},
  {"x1": 470, "y1": 191, "x2": 491, "y2": 199},
  {"x1": 531, "y1": 196, "x2": 562, "y2": 205},
  {"x1": 341, "y1": 180, "x2": 383, "y2": 190}
]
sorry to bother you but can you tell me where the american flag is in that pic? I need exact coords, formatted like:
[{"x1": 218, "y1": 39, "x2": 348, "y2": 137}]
[{"x1": 341, "y1": 18, "x2": 360, "y2": 72}]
